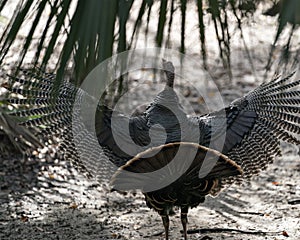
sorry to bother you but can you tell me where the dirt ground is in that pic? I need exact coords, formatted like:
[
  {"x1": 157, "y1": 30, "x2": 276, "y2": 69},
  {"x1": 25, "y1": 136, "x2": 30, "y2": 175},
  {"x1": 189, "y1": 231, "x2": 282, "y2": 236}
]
[
  {"x1": 0, "y1": 1, "x2": 300, "y2": 240},
  {"x1": 0, "y1": 141, "x2": 299, "y2": 240},
  {"x1": 0, "y1": 73, "x2": 299, "y2": 240}
]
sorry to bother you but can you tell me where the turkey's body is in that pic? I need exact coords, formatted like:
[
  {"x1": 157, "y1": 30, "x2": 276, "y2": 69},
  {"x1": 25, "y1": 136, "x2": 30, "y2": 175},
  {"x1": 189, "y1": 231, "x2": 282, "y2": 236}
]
[{"x1": 6, "y1": 61, "x2": 300, "y2": 239}]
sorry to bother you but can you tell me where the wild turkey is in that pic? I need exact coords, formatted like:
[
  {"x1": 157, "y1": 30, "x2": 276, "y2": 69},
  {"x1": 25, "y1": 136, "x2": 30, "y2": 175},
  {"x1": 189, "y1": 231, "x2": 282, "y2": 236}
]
[{"x1": 6, "y1": 60, "x2": 300, "y2": 239}]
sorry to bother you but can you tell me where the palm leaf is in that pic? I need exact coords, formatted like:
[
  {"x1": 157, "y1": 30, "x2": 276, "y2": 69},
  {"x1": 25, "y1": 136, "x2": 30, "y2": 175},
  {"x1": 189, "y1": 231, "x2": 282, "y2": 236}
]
[{"x1": 0, "y1": 0, "x2": 298, "y2": 89}]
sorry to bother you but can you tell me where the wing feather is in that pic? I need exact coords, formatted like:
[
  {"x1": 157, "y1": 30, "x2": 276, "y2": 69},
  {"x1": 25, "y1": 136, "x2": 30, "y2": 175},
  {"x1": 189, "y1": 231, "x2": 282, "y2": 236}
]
[{"x1": 192, "y1": 73, "x2": 300, "y2": 181}]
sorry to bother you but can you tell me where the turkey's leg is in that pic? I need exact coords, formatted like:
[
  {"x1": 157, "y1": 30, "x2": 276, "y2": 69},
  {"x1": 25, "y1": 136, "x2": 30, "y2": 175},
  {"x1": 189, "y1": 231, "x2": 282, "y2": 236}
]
[
  {"x1": 161, "y1": 214, "x2": 170, "y2": 240},
  {"x1": 181, "y1": 206, "x2": 189, "y2": 240}
]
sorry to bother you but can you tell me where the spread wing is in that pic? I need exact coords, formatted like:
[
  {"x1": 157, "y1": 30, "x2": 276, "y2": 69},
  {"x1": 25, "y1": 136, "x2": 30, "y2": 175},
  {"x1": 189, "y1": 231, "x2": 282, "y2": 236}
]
[
  {"x1": 192, "y1": 73, "x2": 300, "y2": 180},
  {"x1": 6, "y1": 70, "x2": 151, "y2": 177},
  {"x1": 6, "y1": 69, "x2": 185, "y2": 179},
  {"x1": 6, "y1": 68, "x2": 300, "y2": 184}
]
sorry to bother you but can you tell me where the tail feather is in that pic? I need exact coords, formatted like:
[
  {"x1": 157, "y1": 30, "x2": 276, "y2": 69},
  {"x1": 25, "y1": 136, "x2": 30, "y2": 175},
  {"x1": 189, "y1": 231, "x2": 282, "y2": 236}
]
[{"x1": 111, "y1": 142, "x2": 242, "y2": 192}]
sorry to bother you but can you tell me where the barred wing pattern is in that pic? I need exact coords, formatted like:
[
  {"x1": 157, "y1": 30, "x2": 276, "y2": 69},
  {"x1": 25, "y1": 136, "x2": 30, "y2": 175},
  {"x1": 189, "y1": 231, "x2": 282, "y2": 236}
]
[
  {"x1": 6, "y1": 65, "x2": 300, "y2": 240},
  {"x1": 196, "y1": 73, "x2": 300, "y2": 181},
  {"x1": 7, "y1": 69, "x2": 300, "y2": 183},
  {"x1": 6, "y1": 70, "x2": 151, "y2": 178},
  {"x1": 6, "y1": 66, "x2": 191, "y2": 180}
]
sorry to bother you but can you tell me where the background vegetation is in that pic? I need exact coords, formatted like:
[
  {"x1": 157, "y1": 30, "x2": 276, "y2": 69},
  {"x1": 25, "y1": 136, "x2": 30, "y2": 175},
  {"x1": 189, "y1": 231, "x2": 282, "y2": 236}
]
[{"x1": 0, "y1": 0, "x2": 299, "y2": 154}]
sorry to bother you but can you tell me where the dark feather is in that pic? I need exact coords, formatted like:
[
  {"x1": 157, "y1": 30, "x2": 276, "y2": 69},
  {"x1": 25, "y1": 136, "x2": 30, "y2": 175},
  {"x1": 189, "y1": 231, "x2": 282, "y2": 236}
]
[{"x1": 6, "y1": 63, "x2": 300, "y2": 240}]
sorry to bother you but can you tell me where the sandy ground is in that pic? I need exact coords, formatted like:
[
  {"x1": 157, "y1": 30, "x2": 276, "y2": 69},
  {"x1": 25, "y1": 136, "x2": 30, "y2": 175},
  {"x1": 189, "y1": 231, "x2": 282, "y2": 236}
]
[
  {"x1": 0, "y1": 1, "x2": 300, "y2": 240},
  {"x1": 0, "y1": 72, "x2": 299, "y2": 239},
  {"x1": 0, "y1": 142, "x2": 299, "y2": 240}
]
